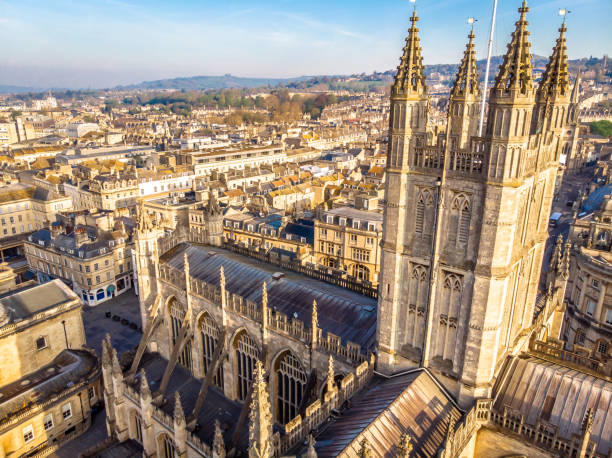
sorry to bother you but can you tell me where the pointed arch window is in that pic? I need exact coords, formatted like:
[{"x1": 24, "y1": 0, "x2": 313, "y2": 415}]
[
  {"x1": 415, "y1": 189, "x2": 434, "y2": 237},
  {"x1": 437, "y1": 273, "x2": 463, "y2": 362},
  {"x1": 158, "y1": 433, "x2": 176, "y2": 458},
  {"x1": 235, "y1": 332, "x2": 260, "y2": 401},
  {"x1": 169, "y1": 298, "x2": 192, "y2": 371},
  {"x1": 275, "y1": 351, "x2": 307, "y2": 424},
  {"x1": 198, "y1": 314, "x2": 224, "y2": 390},
  {"x1": 130, "y1": 411, "x2": 143, "y2": 443},
  {"x1": 448, "y1": 195, "x2": 471, "y2": 247}
]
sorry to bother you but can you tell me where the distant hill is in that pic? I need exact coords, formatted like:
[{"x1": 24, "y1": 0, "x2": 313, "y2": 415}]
[
  {"x1": 116, "y1": 74, "x2": 313, "y2": 91},
  {"x1": 0, "y1": 85, "x2": 40, "y2": 94}
]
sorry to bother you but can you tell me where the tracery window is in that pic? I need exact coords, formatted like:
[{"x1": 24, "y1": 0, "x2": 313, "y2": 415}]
[
  {"x1": 131, "y1": 411, "x2": 143, "y2": 443},
  {"x1": 415, "y1": 189, "x2": 434, "y2": 236},
  {"x1": 158, "y1": 433, "x2": 176, "y2": 458},
  {"x1": 169, "y1": 298, "x2": 192, "y2": 370},
  {"x1": 436, "y1": 274, "x2": 462, "y2": 362},
  {"x1": 275, "y1": 352, "x2": 307, "y2": 424},
  {"x1": 235, "y1": 332, "x2": 260, "y2": 401},
  {"x1": 199, "y1": 314, "x2": 224, "y2": 390},
  {"x1": 448, "y1": 195, "x2": 471, "y2": 247}
]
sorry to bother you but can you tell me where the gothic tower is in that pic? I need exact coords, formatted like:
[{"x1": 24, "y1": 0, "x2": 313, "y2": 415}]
[
  {"x1": 134, "y1": 202, "x2": 163, "y2": 314},
  {"x1": 377, "y1": 1, "x2": 571, "y2": 405},
  {"x1": 377, "y1": 6, "x2": 429, "y2": 375}
]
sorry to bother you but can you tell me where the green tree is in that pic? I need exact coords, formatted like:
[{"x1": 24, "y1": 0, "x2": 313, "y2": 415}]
[{"x1": 590, "y1": 120, "x2": 612, "y2": 137}]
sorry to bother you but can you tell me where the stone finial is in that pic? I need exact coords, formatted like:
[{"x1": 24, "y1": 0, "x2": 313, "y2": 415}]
[
  {"x1": 493, "y1": 0, "x2": 534, "y2": 95},
  {"x1": 248, "y1": 361, "x2": 273, "y2": 458},
  {"x1": 304, "y1": 434, "x2": 317, "y2": 458},
  {"x1": 311, "y1": 299, "x2": 318, "y2": 348},
  {"x1": 578, "y1": 408, "x2": 594, "y2": 458},
  {"x1": 392, "y1": 8, "x2": 427, "y2": 96},
  {"x1": 206, "y1": 191, "x2": 222, "y2": 216},
  {"x1": 560, "y1": 242, "x2": 571, "y2": 280},
  {"x1": 262, "y1": 281, "x2": 268, "y2": 317},
  {"x1": 537, "y1": 18, "x2": 570, "y2": 100},
  {"x1": 101, "y1": 334, "x2": 112, "y2": 369},
  {"x1": 140, "y1": 369, "x2": 151, "y2": 400},
  {"x1": 357, "y1": 438, "x2": 372, "y2": 458},
  {"x1": 184, "y1": 252, "x2": 190, "y2": 281},
  {"x1": 327, "y1": 355, "x2": 336, "y2": 394},
  {"x1": 213, "y1": 419, "x2": 226, "y2": 458},
  {"x1": 581, "y1": 408, "x2": 594, "y2": 435},
  {"x1": 174, "y1": 391, "x2": 186, "y2": 426},
  {"x1": 111, "y1": 348, "x2": 122, "y2": 377},
  {"x1": 445, "y1": 415, "x2": 456, "y2": 446},
  {"x1": 219, "y1": 266, "x2": 226, "y2": 292},
  {"x1": 550, "y1": 235, "x2": 564, "y2": 272},
  {"x1": 398, "y1": 433, "x2": 413, "y2": 458},
  {"x1": 451, "y1": 29, "x2": 480, "y2": 99}
]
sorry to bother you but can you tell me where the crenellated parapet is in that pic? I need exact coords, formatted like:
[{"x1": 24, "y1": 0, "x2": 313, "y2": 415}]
[{"x1": 278, "y1": 355, "x2": 375, "y2": 455}]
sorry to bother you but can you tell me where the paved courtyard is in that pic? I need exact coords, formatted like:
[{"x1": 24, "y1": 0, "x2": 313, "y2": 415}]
[
  {"x1": 82, "y1": 290, "x2": 143, "y2": 357},
  {"x1": 52, "y1": 290, "x2": 144, "y2": 457}
]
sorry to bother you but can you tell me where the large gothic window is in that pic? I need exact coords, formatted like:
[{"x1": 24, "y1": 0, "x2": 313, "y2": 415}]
[
  {"x1": 275, "y1": 351, "x2": 307, "y2": 425},
  {"x1": 235, "y1": 332, "x2": 260, "y2": 401},
  {"x1": 130, "y1": 410, "x2": 143, "y2": 443},
  {"x1": 198, "y1": 313, "x2": 224, "y2": 390},
  {"x1": 158, "y1": 433, "x2": 176, "y2": 458},
  {"x1": 169, "y1": 298, "x2": 192, "y2": 371}
]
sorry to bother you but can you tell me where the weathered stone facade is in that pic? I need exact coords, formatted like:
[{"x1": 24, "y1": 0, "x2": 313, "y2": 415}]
[{"x1": 376, "y1": 2, "x2": 579, "y2": 405}]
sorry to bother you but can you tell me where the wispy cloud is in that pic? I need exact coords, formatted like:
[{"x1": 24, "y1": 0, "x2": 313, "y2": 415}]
[{"x1": 273, "y1": 11, "x2": 368, "y2": 41}]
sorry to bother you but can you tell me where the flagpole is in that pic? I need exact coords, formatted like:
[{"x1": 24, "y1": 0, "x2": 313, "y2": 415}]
[{"x1": 478, "y1": 0, "x2": 498, "y2": 136}]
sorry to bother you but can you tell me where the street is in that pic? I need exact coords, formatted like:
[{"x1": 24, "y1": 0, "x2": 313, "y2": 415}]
[{"x1": 540, "y1": 171, "x2": 594, "y2": 287}]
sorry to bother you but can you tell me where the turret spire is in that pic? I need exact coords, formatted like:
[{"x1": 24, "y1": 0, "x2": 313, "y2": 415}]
[
  {"x1": 206, "y1": 191, "x2": 222, "y2": 216},
  {"x1": 538, "y1": 21, "x2": 570, "y2": 99},
  {"x1": 392, "y1": 8, "x2": 427, "y2": 96},
  {"x1": 493, "y1": 1, "x2": 534, "y2": 95},
  {"x1": 451, "y1": 30, "x2": 480, "y2": 99}
]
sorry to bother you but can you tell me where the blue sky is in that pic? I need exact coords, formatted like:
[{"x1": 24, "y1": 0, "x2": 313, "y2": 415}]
[{"x1": 1, "y1": 0, "x2": 611, "y2": 88}]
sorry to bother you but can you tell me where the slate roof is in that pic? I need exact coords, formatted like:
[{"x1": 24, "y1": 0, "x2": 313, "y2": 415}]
[
  {"x1": 133, "y1": 352, "x2": 248, "y2": 452},
  {"x1": 312, "y1": 370, "x2": 461, "y2": 457},
  {"x1": 493, "y1": 355, "x2": 612, "y2": 456},
  {"x1": 163, "y1": 244, "x2": 377, "y2": 350},
  {"x1": 281, "y1": 222, "x2": 314, "y2": 244},
  {"x1": 583, "y1": 184, "x2": 612, "y2": 212}
]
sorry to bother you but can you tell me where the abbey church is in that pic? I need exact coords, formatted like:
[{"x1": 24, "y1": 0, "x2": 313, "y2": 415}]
[{"x1": 100, "y1": 2, "x2": 611, "y2": 457}]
